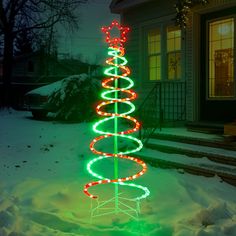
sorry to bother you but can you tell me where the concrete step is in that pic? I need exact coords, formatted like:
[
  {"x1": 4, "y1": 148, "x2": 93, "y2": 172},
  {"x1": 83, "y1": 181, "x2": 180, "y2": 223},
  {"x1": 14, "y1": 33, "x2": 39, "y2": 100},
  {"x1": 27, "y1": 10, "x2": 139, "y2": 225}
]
[
  {"x1": 150, "y1": 131, "x2": 236, "y2": 151},
  {"x1": 186, "y1": 121, "x2": 224, "y2": 134},
  {"x1": 146, "y1": 139, "x2": 236, "y2": 166},
  {"x1": 136, "y1": 148, "x2": 236, "y2": 186}
]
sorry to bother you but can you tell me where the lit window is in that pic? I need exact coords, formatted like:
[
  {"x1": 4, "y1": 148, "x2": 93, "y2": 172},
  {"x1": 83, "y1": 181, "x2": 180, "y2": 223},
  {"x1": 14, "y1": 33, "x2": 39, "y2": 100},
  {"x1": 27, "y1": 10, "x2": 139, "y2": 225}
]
[
  {"x1": 167, "y1": 26, "x2": 181, "y2": 80},
  {"x1": 208, "y1": 18, "x2": 234, "y2": 98},
  {"x1": 148, "y1": 29, "x2": 161, "y2": 80}
]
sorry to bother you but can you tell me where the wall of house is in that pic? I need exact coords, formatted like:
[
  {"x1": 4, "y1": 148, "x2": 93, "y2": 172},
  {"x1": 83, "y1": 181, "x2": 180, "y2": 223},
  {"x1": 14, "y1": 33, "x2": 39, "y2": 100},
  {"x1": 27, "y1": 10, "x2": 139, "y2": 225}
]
[
  {"x1": 121, "y1": 0, "x2": 236, "y2": 123},
  {"x1": 185, "y1": 0, "x2": 236, "y2": 122},
  {"x1": 11, "y1": 54, "x2": 77, "y2": 84},
  {"x1": 122, "y1": 0, "x2": 176, "y2": 90},
  {"x1": 121, "y1": 0, "x2": 185, "y2": 123},
  {"x1": 12, "y1": 55, "x2": 43, "y2": 83}
]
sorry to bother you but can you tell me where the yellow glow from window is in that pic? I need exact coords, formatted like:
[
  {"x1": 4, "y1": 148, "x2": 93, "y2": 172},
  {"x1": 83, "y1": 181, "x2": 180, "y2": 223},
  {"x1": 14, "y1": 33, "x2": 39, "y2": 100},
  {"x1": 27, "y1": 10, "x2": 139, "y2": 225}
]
[
  {"x1": 168, "y1": 52, "x2": 181, "y2": 80},
  {"x1": 167, "y1": 26, "x2": 181, "y2": 52},
  {"x1": 209, "y1": 18, "x2": 234, "y2": 98},
  {"x1": 148, "y1": 29, "x2": 160, "y2": 55},
  {"x1": 149, "y1": 55, "x2": 161, "y2": 80},
  {"x1": 167, "y1": 26, "x2": 181, "y2": 80},
  {"x1": 148, "y1": 29, "x2": 161, "y2": 80}
]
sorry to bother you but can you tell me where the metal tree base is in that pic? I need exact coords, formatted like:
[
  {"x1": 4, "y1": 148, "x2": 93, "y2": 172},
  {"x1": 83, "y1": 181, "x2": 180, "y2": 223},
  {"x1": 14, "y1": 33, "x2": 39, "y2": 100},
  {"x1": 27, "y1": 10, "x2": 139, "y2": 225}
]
[{"x1": 90, "y1": 193, "x2": 140, "y2": 221}]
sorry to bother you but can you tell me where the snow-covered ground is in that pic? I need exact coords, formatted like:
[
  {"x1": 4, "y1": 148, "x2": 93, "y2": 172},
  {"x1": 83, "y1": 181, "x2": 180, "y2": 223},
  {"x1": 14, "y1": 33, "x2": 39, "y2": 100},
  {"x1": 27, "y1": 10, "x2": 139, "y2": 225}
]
[{"x1": 0, "y1": 110, "x2": 236, "y2": 236}]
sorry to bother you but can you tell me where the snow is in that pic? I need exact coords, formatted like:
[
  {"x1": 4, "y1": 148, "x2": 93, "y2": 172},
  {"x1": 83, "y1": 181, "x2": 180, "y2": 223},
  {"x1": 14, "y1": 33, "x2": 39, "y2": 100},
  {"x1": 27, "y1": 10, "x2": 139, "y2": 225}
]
[
  {"x1": 155, "y1": 127, "x2": 222, "y2": 141},
  {"x1": 0, "y1": 110, "x2": 236, "y2": 236},
  {"x1": 148, "y1": 139, "x2": 236, "y2": 159},
  {"x1": 139, "y1": 147, "x2": 236, "y2": 175},
  {"x1": 25, "y1": 74, "x2": 89, "y2": 97}
]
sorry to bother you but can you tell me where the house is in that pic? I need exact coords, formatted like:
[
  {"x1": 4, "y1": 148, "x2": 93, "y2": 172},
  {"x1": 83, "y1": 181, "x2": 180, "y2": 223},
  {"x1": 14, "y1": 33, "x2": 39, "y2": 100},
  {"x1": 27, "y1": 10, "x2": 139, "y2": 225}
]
[
  {"x1": 110, "y1": 0, "x2": 236, "y2": 129},
  {"x1": 11, "y1": 51, "x2": 94, "y2": 83},
  {"x1": 0, "y1": 51, "x2": 100, "y2": 108},
  {"x1": 0, "y1": 51, "x2": 93, "y2": 85}
]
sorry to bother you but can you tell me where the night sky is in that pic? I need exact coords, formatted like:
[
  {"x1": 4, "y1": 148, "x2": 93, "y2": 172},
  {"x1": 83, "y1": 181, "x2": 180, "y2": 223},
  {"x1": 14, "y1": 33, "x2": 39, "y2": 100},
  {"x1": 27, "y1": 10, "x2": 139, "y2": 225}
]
[{"x1": 58, "y1": 0, "x2": 119, "y2": 64}]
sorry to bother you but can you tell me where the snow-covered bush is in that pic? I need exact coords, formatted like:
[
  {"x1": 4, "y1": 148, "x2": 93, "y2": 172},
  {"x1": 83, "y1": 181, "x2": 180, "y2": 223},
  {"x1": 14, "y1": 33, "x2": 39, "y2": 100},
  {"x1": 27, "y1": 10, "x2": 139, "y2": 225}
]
[{"x1": 48, "y1": 74, "x2": 100, "y2": 122}]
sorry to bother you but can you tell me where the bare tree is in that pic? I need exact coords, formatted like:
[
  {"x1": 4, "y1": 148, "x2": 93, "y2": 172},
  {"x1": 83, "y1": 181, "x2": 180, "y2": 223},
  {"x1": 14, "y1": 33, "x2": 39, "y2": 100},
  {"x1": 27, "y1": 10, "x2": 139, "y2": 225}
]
[
  {"x1": 0, "y1": 0, "x2": 88, "y2": 107},
  {"x1": 14, "y1": 27, "x2": 34, "y2": 56},
  {"x1": 0, "y1": 34, "x2": 3, "y2": 56}
]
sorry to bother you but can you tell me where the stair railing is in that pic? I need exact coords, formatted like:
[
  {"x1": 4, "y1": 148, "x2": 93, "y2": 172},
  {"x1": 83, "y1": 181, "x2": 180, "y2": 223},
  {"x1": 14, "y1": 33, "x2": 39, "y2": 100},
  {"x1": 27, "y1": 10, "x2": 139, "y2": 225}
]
[
  {"x1": 137, "y1": 81, "x2": 186, "y2": 144},
  {"x1": 137, "y1": 82, "x2": 162, "y2": 144}
]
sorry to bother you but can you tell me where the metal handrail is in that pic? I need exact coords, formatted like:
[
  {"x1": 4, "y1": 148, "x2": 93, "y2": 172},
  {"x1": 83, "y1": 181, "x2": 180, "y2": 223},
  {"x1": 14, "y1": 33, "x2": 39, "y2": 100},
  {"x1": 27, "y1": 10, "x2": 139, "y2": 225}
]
[
  {"x1": 137, "y1": 81, "x2": 186, "y2": 144},
  {"x1": 137, "y1": 82, "x2": 161, "y2": 144}
]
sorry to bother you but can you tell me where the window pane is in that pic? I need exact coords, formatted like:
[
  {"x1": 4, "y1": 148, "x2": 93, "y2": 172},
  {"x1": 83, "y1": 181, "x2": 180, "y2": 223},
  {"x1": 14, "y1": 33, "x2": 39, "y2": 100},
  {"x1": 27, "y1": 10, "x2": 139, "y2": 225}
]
[
  {"x1": 149, "y1": 56, "x2": 156, "y2": 67},
  {"x1": 167, "y1": 26, "x2": 181, "y2": 80},
  {"x1": 149, "y1": 55, "x2": 161, "y2": 80},
  {"x1": 167, "y1": 26, "x2": 181, "y2": 52},
  {"x1": 148, "y1": 29, "x2": 160, "y2": 54},
  {"x1": 168, "y1": 52, "x2": 181, "y2": 80},
  {"x1": 208, "y1": 18, "x2": 234, "y2": 98},
  {"x1": 168, "y1": 39, "x2": 175, "y2": 52}
]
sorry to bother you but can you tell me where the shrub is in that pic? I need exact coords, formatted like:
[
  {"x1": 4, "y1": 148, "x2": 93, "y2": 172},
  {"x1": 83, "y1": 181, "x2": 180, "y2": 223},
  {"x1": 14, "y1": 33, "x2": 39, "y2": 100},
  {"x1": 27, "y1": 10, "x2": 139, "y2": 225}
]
[{"x1": 48, "y1": 74, "x2": 100, "y2": 122}]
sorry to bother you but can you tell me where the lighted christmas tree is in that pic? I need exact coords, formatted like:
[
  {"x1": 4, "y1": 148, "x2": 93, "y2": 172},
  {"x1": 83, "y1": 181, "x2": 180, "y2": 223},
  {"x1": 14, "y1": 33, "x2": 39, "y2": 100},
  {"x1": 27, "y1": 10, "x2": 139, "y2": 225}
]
[{"x1": 83, "y1": 20, "x2": 150, "y2": 219}]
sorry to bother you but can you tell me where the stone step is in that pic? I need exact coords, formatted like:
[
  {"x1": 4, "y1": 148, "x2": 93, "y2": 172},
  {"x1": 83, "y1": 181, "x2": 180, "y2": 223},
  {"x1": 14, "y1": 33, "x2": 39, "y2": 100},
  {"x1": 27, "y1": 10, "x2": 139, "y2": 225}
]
[
  {"x1": 146, "y1": 139, "x2": 236, "y2": 166},
  {"x1": 136, "y1": 148, "x2": 236, "y2": 186}
]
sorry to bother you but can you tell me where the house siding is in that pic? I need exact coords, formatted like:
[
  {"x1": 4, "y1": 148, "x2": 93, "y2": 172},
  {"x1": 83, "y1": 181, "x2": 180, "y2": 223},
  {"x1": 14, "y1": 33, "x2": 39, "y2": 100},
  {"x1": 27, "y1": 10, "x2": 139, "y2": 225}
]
[
  {"x1": 122, "y1": 0, "x2": 176, "y2": 92},
  {"x1": 121, "y1": 0, "x2": 185, "y2": 121},
  {"x1": 186, "y1": 0, "x2": 236, "y2": 121},
  {"x1": 12, "y1": 57, "x2": 42, "y2": 80},
  {"x1": 120, "y1": 0, "x2": 236, "y2": 123},
  {"x1": 186, "y1": 11, "x2": 195, "y2": 122}
]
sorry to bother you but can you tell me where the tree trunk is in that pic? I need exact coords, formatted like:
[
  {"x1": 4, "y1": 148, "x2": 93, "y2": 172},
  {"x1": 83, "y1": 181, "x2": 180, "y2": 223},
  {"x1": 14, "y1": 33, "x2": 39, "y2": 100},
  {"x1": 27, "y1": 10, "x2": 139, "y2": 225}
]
[{"x1": 2, "y1": 31, "x2": 14, "y2": 107}]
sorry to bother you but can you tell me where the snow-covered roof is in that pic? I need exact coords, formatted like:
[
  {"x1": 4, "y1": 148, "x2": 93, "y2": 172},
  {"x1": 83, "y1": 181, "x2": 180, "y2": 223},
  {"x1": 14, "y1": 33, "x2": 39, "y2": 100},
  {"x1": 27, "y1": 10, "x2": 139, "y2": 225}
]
[{"x1": 110, "y1": 0, "x2": 153, "y2": 13}]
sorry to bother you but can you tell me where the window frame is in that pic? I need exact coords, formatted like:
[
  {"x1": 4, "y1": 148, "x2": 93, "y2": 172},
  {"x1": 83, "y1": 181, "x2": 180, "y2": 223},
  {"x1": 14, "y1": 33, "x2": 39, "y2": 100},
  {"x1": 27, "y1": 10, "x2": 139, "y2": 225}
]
[
  {"x1": 148, "y1": 27, "x2": 162, "y2": 81},
  {"x1": 166, "y1": 26, "x2": 182, "y2": 80},
  {"x1": 145, "y1": 23, "x2": 183, "y2": 83}
]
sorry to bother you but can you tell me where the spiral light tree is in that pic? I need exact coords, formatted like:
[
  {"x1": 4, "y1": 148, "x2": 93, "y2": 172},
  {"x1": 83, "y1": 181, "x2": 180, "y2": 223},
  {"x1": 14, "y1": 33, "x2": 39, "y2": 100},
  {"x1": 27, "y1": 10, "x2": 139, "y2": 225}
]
[{"x1": 83, "y1": 20, "x2": 150, "y2": 219}]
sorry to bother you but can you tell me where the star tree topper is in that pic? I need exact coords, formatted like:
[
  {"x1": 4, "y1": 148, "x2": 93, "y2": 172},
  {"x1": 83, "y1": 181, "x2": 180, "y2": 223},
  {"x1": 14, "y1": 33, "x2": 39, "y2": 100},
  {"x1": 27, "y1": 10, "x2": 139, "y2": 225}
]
[{"x1": 101, "y1": 20, "x2": 130, "y2": 47}]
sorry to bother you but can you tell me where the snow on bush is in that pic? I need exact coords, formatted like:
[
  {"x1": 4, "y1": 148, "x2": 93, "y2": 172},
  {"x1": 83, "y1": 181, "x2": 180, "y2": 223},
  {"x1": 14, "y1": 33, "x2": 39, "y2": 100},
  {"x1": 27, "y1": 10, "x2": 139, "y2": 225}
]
[{"x1": 48, "y1": 74, "x2": 100, "y2": 122}]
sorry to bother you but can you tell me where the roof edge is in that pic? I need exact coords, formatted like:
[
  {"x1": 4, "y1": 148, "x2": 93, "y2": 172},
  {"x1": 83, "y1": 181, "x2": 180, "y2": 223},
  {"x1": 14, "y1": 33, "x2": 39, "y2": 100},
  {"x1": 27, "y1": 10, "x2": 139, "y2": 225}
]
[{"x1": 110, "y1": 0, "x2": 153, "y2": 13}]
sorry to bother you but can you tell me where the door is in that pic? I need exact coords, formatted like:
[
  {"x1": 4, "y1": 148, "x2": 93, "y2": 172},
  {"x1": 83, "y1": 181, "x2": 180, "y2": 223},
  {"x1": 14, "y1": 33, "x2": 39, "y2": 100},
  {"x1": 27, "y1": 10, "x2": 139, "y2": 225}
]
[{"x1": 200, "y1": 8, "x2": 236, "y2": 122}]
